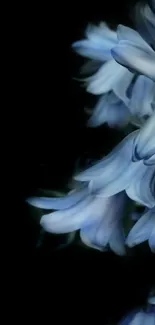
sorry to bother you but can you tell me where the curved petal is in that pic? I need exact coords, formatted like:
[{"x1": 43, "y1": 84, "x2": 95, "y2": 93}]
[
  {"x1": 109, "y1": 224, "x2": 126, "y2": 255},
  {"x1": 26, "y1": 188, "x2": 89, "y2": 210},
  {"x1": 144, "y1": 154, "x2": 155, "y2": 166},
  {"x1": 149, "y1": 226, "x2": 155, "y2": 253},
  {"x1": 111, "y1": 41, "x2": 155, "y2": 81},
  {"x1": 117, "y1": 24, "x2": 152, "y2": 50},
  {"x1": 72, "y1": 23, "x2": 117, "y2": 61},
  {"x1": 113, "y1": 69, "x2": 134, "y2": 105},
  {"x1": 126, "y1": 166, "x2": 155, "y2": 208},
  {"x1": 75, "y1": 130, "x2": 138, "y2": 181},
  {"x1": 126, "y1": 208, "x2": 155, "y2": 247},
  {"x1": 86, "y1": 59, "x2": 127, "y2": 95},
  {"x1": 133, "y1": 3, "x2": 155, "y2": 48},
  {"x1": 87, "y1": 92, "x2": 130, "y2": 128},
  {"x1": 40, "y1": 194, "x2": 109, "y2": 234},
  {"x1": 132, "y1": 113, "x2": 155, "y2": 163},
  {"x1": 128, "y1": 76, "x2": 155, "y2": 117},
  {"x1": 80, "y1": 192, "x2": 127, "y2": 253}
]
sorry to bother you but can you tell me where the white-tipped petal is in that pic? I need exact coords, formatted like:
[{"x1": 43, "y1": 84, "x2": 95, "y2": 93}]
[{"x1": 148, "y1": 296, "x2": 155, "y2": 305}]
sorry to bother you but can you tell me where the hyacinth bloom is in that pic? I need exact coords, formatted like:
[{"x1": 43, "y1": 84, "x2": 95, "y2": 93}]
[
  {"x1": 75, "y1": 130, "x2": 155, "y2": 209},
  {"x1": 126, "y1": 207, "x2": 155, "y2": 252},
  {"x1": 111, "y1": 25, "x2": 155, "y2": 81},
  {"x1": 72, "y1": 23, "x2": 155, "y2": 128},
  {"x1": 72, "y1": 23, "x2": 136, "y2": 102},
  {"x1": 27, "y1": 189, "x2": 128, "y2": 255}
]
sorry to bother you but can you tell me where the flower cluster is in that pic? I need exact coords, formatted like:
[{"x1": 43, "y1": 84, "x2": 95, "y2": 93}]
[{"x1": 26, "y1": 0, "x2": 155, "y2": 256}]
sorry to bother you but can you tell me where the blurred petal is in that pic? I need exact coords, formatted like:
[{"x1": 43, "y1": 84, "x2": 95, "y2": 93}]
[
  {"x1": 132, "y1": 113, "x2": 155, "y2": 163},
  {"x1": 86, "y1": 59, "x2": 127, "y2": 94},
  {"x1": 130, "y1": 311, "x2": 146, "y2": 325},
  {"x1": 149, "y1": 226, "x2": 155, "y2": 253},
  {"x1": 126, "y1": 166, "x2": 155, "y2": 208},
  {"x1": 87, "y1": 92, "x2": 130, "y2": 128},
  {"x1": 109, "y1": 224, "x2": 126, "y2": 255},
  {"x1": 128, "y1": 76, "x2": 155, "y2": 117},
  {"x1": 148, "y1": 296, "x2": 155, "y2": 304},
  {"x1": 133, "y1": 3, "x2": 155, "y2": 48},
  {"x1": 117, "y1": 24, "x2": 152, "y2": 49},
  {"x1": 26, "y1": 188, "x2": 88, "y2": 210},
  {"x1": 112, "y1": 41, "x2": 155, "y2": 81},
  {"x1": 126, "y1": 208, "x2": 155, "y2": 247},
  {"x1": 72, "y1": 23, "x2": 117, "y2": 61}
]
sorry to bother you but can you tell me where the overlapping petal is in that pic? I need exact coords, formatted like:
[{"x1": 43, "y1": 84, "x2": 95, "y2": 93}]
[
  {"x1": 87, "y1": 92, "x2": 130, "y2": 128},
  {"x1": 132, "y1": 113, "x2": 155, "y2": 164},
  {"x1": 72, "y1": 22, "x2": 117, "y2": 61},
  {"x1": 126, "y1": 207, "x2": 155, "y2": 248},
  {"x1": 80, "y1": 192, "x2": 127, "y2": 254},
  {"x1": 111, "y1": 25, "x2": 155, "y2": 81},
  {"x1": 132, "y1": 2, "x2": 155, "y2": 48},
  {"x1": 126, "y1": 165, "x2": 155, "y2": 208}
]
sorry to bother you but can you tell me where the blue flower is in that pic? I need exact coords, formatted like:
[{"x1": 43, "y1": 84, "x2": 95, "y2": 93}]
[
  {"x1": 72, "y1": 23, "x2": 155, "y2": 127},
  {"x1": 126, "y1": 207, "x2": 155, "y2": 252},
  {"x1": 111, "y1": 25, "x2": 155, "y2": 81},
  {"x1": 27, "y1": 189, "x2": 127, "y2": 255},
  {"x1": 75, "y1": 131, "x2": 155, "y2": 208}
]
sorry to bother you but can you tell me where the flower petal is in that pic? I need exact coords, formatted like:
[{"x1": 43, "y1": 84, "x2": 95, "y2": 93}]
[
  {"x1": 75, "y1": 131, "x2": 138, "y2": 181},
  {"x1": 87, "y1": 92, "x2": 130, "y2": 128},
  {"x1": 40, "y1": 194, "x2": 110, "y2": 234},
  {"x1": 111, "y1": 41, "x2": 155, "y2": 81},
  {"x1": 126, "y1": 208, "x2": 155, "y2": 247},
  {"x1": 133, "y1": 3, "x2": 155, "y2": 48},
  {"x1": 130, "y1": 311, "x2": 146, "y2": 325},
  {"x1": 26, "y1": 188, "x2": 89, "y2": 210},
  {"x1": 109, "y1": 224, "x2": 126, "y2": 255},
  {"x1": 86, "y1": 59, "x2": 127, "y2": 95},
  {"x1": 149, "y1": 226, "x2": 155, "y2": 253},
  {"x1": 80, "y1": 192, "x2": 127, "y2": 253},
  {"x1": 72, "y1": 23, "x2": 117, "y2": 61},
  {"x1": 117, "y1": 24, "x2": 152, "y2": 50},
  {"x1": 128, "y1": 76, "x2": 155, "y2": 117},
  {"x1": 126, "y1": 166, "x2": 155, "y2": 208},
  {"x1": 132, "y1": 113, "x2": 155, "y2": 163}
]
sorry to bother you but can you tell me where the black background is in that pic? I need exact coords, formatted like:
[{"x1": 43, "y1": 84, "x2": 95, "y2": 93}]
[{"x1": 14, "y1": 0, "x2": 155, "y2": 323}]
